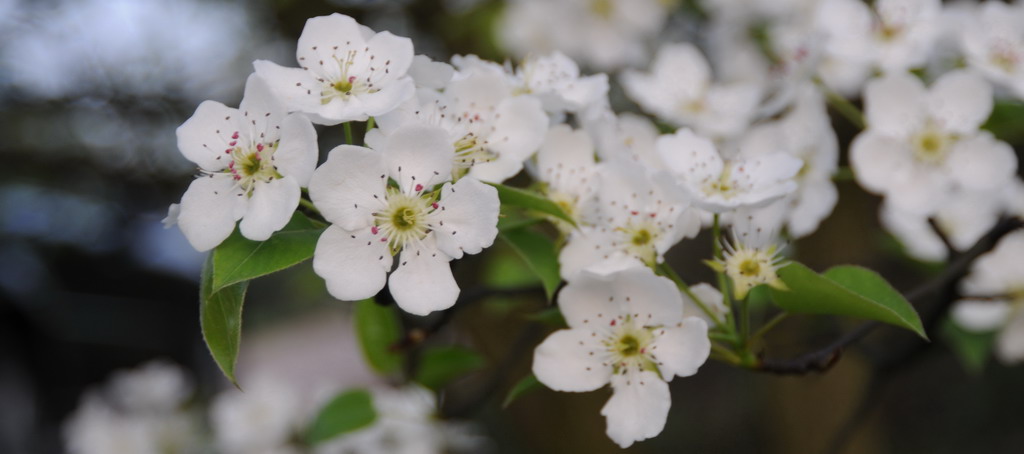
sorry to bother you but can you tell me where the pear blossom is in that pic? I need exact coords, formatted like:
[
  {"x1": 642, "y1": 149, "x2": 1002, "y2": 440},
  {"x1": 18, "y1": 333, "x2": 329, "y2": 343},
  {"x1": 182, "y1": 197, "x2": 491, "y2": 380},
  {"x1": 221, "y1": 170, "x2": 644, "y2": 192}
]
[
  {"x1": 959, "y1": 1, "x2": 1024, "y2": 99},
  {"x1": 736, "y1": 86, "x2": 839, "y2": 238},
  {"x1": 253, "y1": 13, "x2": 415, "y2": 125},
  {"x1": 309, "y1": 126, "x2": 499, "y2": 315},
  {"x1": 622, "y1": 42, "x2": 762, "y2": 139},
  {"x1": 708, "y1": 214, "x2": 789, "y2": 300},
  {"x1": 950, "y1": 231, "x2": 1024, "y2": 364},
  {"x1": 498, "y1": 0, "x2": 669, "y2": 71},
  {"x1": 581, "y1": 107, "x2": 665, "y2": 170},
  {"x1": 813, "y1": 0, "x2": 941, "y2": 96},
  {"x1": 558, "y1": 159, "x2": 700, "y2": 279},
  {"x1": 656, "y1": 128, "x2": 803, "y2": 213},
  {"x1": 850, "y1": 70, "x2": 1017, "y2": 217},
  {"x1": 534, "y1": 125, "x2": 600, "y2": 232},
  {"x1": 211, "y1": 378, "x2": 305, "y2": 454},
  {"x1": 533, "y1": 267, "x2": 710, "y2": 448},
  {"x1": 371, "y1": 69, "x2": 547, "y2": 183},
  {"x1": 511, "y1": 51, "x2": 609, "y2": 114},
  {"x1": 174, "y1": 73, "x2": 318, "y2": 252}
]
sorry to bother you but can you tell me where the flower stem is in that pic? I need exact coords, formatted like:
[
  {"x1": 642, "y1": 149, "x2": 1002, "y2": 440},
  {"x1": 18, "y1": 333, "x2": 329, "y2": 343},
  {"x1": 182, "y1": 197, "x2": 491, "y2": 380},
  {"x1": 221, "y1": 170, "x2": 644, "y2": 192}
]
[
  {"x1": 299, "y1": 197, "x2": 321, "y2": 216},
  {"x1": 749, "y1": 311, "x2": 789, "y2": 346},
  {"x1": 816, "y1": 79, "x2": 865, "y2": 129},
  {"x1": 367, "y1": 116, "x2": 376, "y2": 131},
  {"x1": 657, "y1": 263, "x2": 724, "y2": 327},
  {"x1": 711, "y1": 343, "x2": 743, "y2": 365},
  {"x1": 344, "y1": 122, "x2": 354, "y2": 145},
  {"x1": 711, "y1": 214, "x2": 737, "y2": 342}
]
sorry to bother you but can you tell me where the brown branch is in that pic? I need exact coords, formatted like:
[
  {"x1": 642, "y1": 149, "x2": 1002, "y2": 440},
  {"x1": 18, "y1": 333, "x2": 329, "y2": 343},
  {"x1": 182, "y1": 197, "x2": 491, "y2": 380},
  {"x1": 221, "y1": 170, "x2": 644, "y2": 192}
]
[{"x1": 754, "y1": 216, "x2": 1022, "y2": 375}]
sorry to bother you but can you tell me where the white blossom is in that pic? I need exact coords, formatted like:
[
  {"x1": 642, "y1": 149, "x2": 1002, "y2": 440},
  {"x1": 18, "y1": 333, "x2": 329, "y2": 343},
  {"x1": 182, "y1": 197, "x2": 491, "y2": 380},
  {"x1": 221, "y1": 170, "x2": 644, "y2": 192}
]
[
  {"x1": 532, "y1": 267, "x2": 710, "y2": 448},
  {"x1": 580, "y1": 107, "x2": 665, "y2": 170},
  {"x1": 253, "y1": 13, "x2": 415, "y2": 125},
  {"x1": 850, "y1": 70, "x2": 1017, "y2": 217},
  {"x1": 656, "y1": 128, "x2": 802, "y2": 213},
  {"x1": 559, "y1": 159, "x2": 700, "y2": 279},
  {"x1": 951, "y1": 231, "x2": 1024, "y2": 364},
  {"x1": 622, "y1": 43, "x2": 762, "y2": 139},
  {"x1": 174, "y1": 73, "x2": 318, "y2": 251},
  {"x1": 959, "y1": 0, "x2": 1024, "y2": 99},
  {"x1": 534, "y1": 125, "x2": 600, "y2": 232},
  {"x1": 309, "y1": 127, "x2": 499, "y2": 315},
  {"x1": 211, "y1": 378, "x2": 305, "y2": 454}
]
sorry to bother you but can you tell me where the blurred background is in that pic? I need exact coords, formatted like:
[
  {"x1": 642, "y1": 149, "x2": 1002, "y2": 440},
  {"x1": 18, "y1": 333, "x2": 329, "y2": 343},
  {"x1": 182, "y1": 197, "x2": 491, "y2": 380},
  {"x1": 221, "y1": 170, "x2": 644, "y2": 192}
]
[{"x1": 1, "y1": 0, "x2": 1023, "y2": 453}]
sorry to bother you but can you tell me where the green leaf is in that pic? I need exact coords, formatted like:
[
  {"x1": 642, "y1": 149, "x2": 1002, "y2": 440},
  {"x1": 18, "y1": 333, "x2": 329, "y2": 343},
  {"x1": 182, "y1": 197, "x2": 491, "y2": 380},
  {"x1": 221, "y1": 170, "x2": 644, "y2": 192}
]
[
  {"x1": 770, "y1": 263, "x2": 927, "y2": 339},
  {"x1": 200, "y1": 254, "x2": 249, "y2": 387},
  {"x1": 524, "y1": 306, "x2": 566, "y2": 328},
  {"x1": 503, "y1": 373, "x2": 541, "y2": 408},
  {"x1": 499, "y1": 228, "x2": 561, "y2": 301},
  {"x1": 488, "y1": 183, "x2": 576, "y2": 227},
  {"x1": 211, "y1": 212, "x2": 325, "y2": 292},
  {"x1": 983, "y1": 100, "x2": 1024, "y2": 144},
  {"x1": 940, "y1": 318, "x2": 995, "y2": 374},
  {"x1": 306, "y1": 389, "x2": 377, "y2": 444},
  {"x1": 414, "y1": 346, "x2": 486, "y2": 390},
  {"x1": 354, "y1": 299, "x2": 403, "y2": 376}
]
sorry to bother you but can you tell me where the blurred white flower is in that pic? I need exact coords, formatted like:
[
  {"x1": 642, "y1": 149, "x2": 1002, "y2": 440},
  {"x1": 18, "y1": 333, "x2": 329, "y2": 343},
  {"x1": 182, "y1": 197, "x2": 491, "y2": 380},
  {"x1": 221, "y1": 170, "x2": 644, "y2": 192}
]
[
  {"x1": 498, "y1": 0, "x2": 669, "y2": 70},
  {"x1": 174, "y1": 74, "x2": 318, "y2": 251},
  {"x1": 534, "y1": 125, "x2": 600, "y2": 232},
  {"x1": 959, "y1": 0, "x2": 1024, "y2": 99},
  {"x1": 951, "y1": 231, "x2": 1024, "y2": 364},
  {"x1": 581, "y1": 108, "x2": 665, "y2": 171},
  {"x1": 533, "y1": 267, "x2": 710, "y2": 448},
  {"x1": 211, "y1": 378, "x2": 305, "y2": 454},
  {"x1": 622, "y1": 43, "x2": 762, "y2": 139},
  {"x1": 850, "y1": 70, "x2": 1016, "y2": 218},
  {"x1": 254, "y1": 13, "x2": 416, "y2": 125}
]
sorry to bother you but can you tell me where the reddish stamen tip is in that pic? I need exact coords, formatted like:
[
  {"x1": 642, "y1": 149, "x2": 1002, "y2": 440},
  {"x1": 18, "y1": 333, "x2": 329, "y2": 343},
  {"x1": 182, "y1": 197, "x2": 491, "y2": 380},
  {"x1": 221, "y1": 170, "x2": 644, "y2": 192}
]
[
  {"x1": 231, "y1": 131, "x2": 239, "y2": 139},
  {"x1": 380, "y1": 237, "x2": 388, "y2": 243},
  {"x1": 431, "y1": 203, "x2": 439, "y2": 209},
  {"x1": 610, "y1": 319, "x2": 617, "y2": 326},
  {"x1": 630, "y1": 210, "x2": 638, "y2": 216},
  {"x1": 229, "y1": 141, "x2": 237, "y2": 147},
  {"x1": 649, "y1": 213, "x2": 656, "y2": 218},
  {"x1": 371, "y1": 226, "x2": 379, "y2": 235},
  {"x1": 348, "y1": 76, "x2": 356, "y2": 83},
  {"x1": 224, "y1": 149, "x2": 231, "y2": 154},
  {"x1": 256, "y1": 143, "x2": 264, "y2": 152},
  {"x1": 415, "y1": 184, "x2": 423, "y2": 192},
  {"x1": 228, "y1": 161, "x2": 235, "y2": 168}
]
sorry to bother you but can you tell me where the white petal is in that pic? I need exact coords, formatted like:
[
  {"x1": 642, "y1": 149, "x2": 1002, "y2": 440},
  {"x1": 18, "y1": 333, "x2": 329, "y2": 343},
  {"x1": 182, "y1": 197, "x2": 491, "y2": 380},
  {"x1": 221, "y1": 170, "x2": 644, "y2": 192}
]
[
  {"x1": 382, "y1": 124, "x2": 453, "y2": 193},
  {"x1": 176, "y1": 101, "x2": 239, "y2": 171},
  {"x1": 308, "y1": 145, "x2": 387, "y2": 230},
  {"x1": 272, "y1": 113, "x2": 318, "y2": 187},
  {"x1": 486, "y1": 95, "x2": 548, "y2": 162},
  {"x1": 864, "y1": 73, "x2": 927, "y2": 139},
  {"x1": 238, "y1": 73, "x2": 287, "y2": 132},
  {"x1": 364, "y1": 31, "x2": 415, "y2": 83},
  {"x1": 601, "y1": 370, "x2": 671, "y2": 449},
  {"x1": 613, "y1": 268, "x2": 685, "y2": 327},
  {"x1": 927, "y1": 70, "x2": 993, "y2": 135},
  {"x1": 387, "y1": 235, "x2": 458, "y2": 315},
  {"x1": 355, "y1": 77, "x2": 416, "y2": 118},
  {"x1": 558, "y1": 270, "x2": 620, "y2": 330},
  {"x1": 296, "y1": 14, "x2": 366, "y2": 64},
  {"x1": 996, "y1": 312, "x2": 1024, "y2": 364},
  {"x1": 312, "y1": 225, "x2": 391, "y2": 301},
  {"x1": 559, "y1": 228, "x2": 641, "y2": 280},
  {"x1": 408, "y1": 55, "x2": 454, "y2": 89},
  {"x1": 951, "y1": 299, "x2": 1011, "y2": 332},
  {"x1": 251, "y1": 60, "x2": 322, "y2": 119},
  {"x1": 239, "y1": 177, "x2": 300, "y2": 241},
  {"x1": 537, "y1": 125, "x2": 596, "y2": 189},
  {"x1": 162, "y1": 203, "x2": 180, "y2": 228},
  {"x1": 532, "y1": 329, "x2": 612, "y2": 392},
  {"x1": 429, "y1": 177, "x2": 499, "y2": 259},
  {"x1": 879, "y1": 203, "x2": 947, "y2": 262},
  {"x1": 650, "y1": 318, "x2": 710, "y2": 380},
  {"x1": 656, "y1": 128, "x2": 722, "y2": 187},
  {"x1": 465, "y1": 155, "x2": 526, "y2": 184},
  {"x1": 682, "y1": 283, "x2": 727, "y2": 324},
  {"x1": 946, "y1": 133, "x2": 1018, "y2": 192},
  {"x1": 177, "y1": 176, "x2": 244, "y2": 252},
  {"x1": 788, "y1": 178, "x2": 839, "y2": 238},
  {"x1": 849, "y1": 132, "x2": 912, "y2": 194}
]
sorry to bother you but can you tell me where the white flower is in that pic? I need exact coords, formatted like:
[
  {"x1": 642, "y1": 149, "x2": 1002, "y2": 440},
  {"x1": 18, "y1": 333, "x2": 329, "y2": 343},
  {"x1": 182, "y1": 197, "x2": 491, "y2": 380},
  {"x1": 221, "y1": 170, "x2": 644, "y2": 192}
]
[
  {"x1": 371, "y1": 69, "x2": 547, "y2": 183},
  {"x1": 736, "y1": 85, "x2": 839, "y2": 238},
  {"x1": 959, "y1": 1, "x2": 1024, "y2": 99},
  {"x1": 708, "y1": 215, "x2": 789, "y2": 300},
  {"x1": 558, "y1": 159, "x2": 700, "y2": 279},
  {"x1": 622, "y1": 42, "x2": 762, "y2": 139},
  {"x1": 498, "y1": 0, "x2": 669, "y2": 70},
  {"x1": 532, "y1": 267, "x2": 710, "y2": 448},
  {"x1": 881, "y1": 187, "x2": 1007, "y2": 262},
  {"x1": 514, "y1": 51, "x2": 609, "y2": 114},
  {"x1": 174, "y1": 73, "x2": 318, "y2": 252},
  {"x1": 407, "y1": 54, "x2": 454, "y2": 90},
  {"x1": 656, "y1": 128, "x2": 803, "y2": 213},
  {"x1": 253, "y1": 13, "x2": 415, "y2": 125},
  {"x1": 211, "y1": 378, "x2": 304, "y2": 454},
  {"x1": 951, "y1": 231, "x2": 1024, "y2": 364},
  {"x1": 580, "y1": 107, "x2": 665, "y2": 170},
  {"x1": 850, "y1": 70, "x2": 1017, "y2": 217},
  {"x1": 534, "y1": 125, "x2": 600, "y2": 232},
  {"x1": 309, "y1": 126, "x2": 499, "y2": 315},
  {"x1": 813, "y1": 0, "x2": 941, "y2": 95}
]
